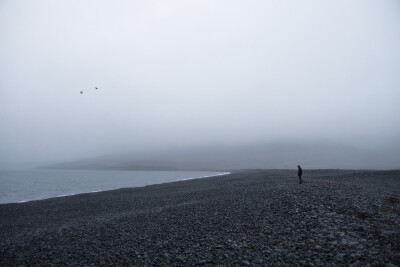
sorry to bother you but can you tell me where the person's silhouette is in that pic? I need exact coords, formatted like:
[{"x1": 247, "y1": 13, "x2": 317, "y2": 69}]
[{"x1": 297, "y1": 165, "x2": 302, "y2": 184}]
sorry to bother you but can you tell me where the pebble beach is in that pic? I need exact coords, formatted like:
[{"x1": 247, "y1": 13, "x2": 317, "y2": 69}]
[{"x1": 1, "y1": 169, "x2": 399, "y2": 266}]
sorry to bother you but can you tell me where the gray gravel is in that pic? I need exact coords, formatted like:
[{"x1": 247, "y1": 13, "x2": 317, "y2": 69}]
[{"x1": 1, "y1": 169, "x2": 400, "y2": 266}]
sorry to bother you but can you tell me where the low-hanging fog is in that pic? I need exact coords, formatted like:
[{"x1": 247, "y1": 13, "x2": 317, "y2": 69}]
[{"x1": 1, "y1": 0, "x2": 399, "y2": 169}]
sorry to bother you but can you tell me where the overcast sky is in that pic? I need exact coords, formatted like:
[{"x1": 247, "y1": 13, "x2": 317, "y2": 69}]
[{"x1": 0, "y1": 0, "x2": 399, "y2": 164}]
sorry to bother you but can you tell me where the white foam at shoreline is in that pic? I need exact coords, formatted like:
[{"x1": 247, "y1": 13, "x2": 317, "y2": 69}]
[{"x1": 179, "y1": 172, "x2": 230, "y2": 181}]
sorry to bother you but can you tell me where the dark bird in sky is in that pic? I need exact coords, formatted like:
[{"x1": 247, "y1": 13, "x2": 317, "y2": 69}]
[
  {"x1": 95, "y1": 87, "x2": 98, "y2": 90},
  {"x1": 80, "y1": 91, "x2": 83, "y2": 94}
]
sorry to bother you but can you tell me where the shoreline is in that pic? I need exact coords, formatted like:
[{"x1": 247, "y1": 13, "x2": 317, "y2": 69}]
[
  {"x1": 0, "y1": 170, "x2": 230, "y2": 205},
  {"x1": 179, "y1": 171, "x2": 231, "y2": 181},
  {"x1": 1, "y1": 169, "x2": 399, "y2": 265}
]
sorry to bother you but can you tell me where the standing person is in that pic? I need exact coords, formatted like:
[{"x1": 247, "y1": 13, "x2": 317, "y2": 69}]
[{"x1": 297, "y1": 165, "x2": 303, "y2": 184}]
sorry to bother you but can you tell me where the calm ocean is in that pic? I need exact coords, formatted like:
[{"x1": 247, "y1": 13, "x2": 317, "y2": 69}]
[{"x1": 0, "y1": 169, "x2": 228, "y2": 204}]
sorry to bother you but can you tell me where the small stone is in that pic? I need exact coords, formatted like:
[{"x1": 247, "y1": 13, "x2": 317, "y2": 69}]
[
  {"x1": 370, "y1": 250, "x2": 379, "y2": 255},
  {"x1": 327, "y1": 234, "x2": 335, "y2": 240},
  {"x1": 333, "y1": 253, "x2": 345, "y2": 262},
  {"x1": 348, "y1": 241, "x2": 358, "y2": 247}
]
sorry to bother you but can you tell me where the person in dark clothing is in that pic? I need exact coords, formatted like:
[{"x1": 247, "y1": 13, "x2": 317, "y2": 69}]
[{"x1": 297, "y1": 165, "x2": 302, "y2": 184}]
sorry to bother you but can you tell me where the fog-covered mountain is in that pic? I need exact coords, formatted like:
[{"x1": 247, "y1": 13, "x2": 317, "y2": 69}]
[{"x1": 42, "y1": 140, "x2": 400, "y2": 171}]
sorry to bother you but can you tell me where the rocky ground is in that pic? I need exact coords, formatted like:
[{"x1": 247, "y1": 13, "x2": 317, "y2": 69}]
[{"x1": 0, "y1": 169, "x2": 399, "y2": 266}]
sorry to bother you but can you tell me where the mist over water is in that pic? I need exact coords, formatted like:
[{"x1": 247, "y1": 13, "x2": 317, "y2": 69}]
[{"x1": 0, "y1": 0, "x2": 399, "y2": 169}]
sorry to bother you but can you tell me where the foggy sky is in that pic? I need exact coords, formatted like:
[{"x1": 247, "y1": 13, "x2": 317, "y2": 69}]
[{"x1": 1, "y1": 0, "x2": 399, "y2": 165}]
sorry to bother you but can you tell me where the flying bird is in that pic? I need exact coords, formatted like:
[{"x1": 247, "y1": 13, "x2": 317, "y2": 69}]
[
  {"x1": 80, "y1": 91, "x2": 83, "y2": 94},
  {"x1": 95, "y1": 87, "x2": 98, "y2": 90}
]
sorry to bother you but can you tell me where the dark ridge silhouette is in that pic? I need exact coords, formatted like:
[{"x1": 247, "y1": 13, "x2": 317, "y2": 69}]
[{"x1": 40, "y1": 140, "x2": 400, "y2": 171}]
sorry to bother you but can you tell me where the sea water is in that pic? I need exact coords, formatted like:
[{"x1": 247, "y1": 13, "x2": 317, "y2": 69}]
[{"x1": 0, "y1": 169, "x2": 228, "y2": 204}]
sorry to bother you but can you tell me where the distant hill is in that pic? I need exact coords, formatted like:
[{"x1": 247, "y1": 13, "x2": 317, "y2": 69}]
[{"x1": 41, "y1": 140, "x2": 400, "y2": 171}]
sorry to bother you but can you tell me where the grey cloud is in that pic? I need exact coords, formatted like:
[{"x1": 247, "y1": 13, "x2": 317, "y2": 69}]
[{"x1": 0, "y1": 0, "x2": 399, "y2": 168}]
